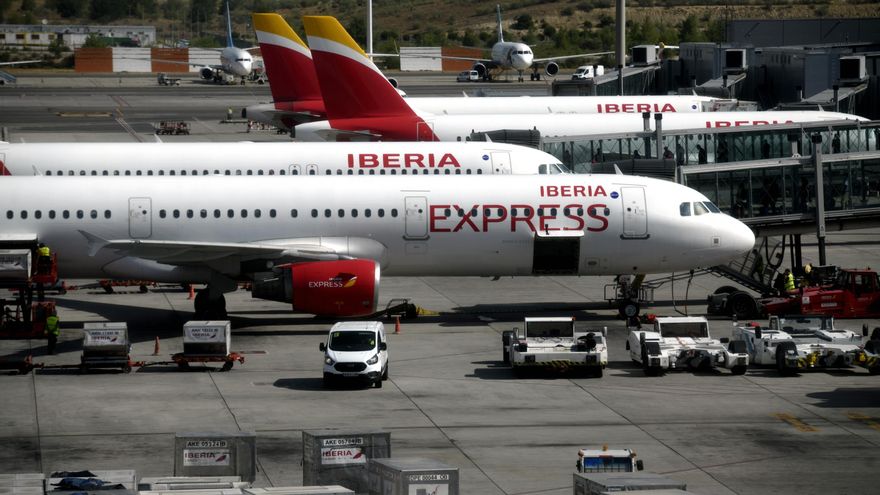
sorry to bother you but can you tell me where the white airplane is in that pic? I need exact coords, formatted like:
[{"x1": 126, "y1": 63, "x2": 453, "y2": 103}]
[
  {"x1": 0, "y1": 141, "x2": 566, "y2": 177},
  {"x1": 439, "y1": 5, "x2": 611, "y2": 82},
  {"x1": 244, "y1": 13, "x2": 714, "y2": 132},
  {"x1": 297, "y1": 16, "x2": 867, "y2": 142},
  {"x1": 0, "y1": 174, "x2": 755, "y2": 317}
]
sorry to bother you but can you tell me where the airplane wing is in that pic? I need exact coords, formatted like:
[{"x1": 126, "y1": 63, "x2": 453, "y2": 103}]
[
  {"x1": 532, "y1": 51, "x2": 613, "y2": 63},
  {"x1": 0, "y1": 60, "x2": 41, "y2": 66},
  {"x1": 79, "y1": 231, "x2": 387, "y2": 269}
]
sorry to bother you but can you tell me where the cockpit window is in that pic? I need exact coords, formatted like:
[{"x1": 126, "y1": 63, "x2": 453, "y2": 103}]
[
  {"x1": 680, "y1": 202, "x2": 691, "y2": 216},
  {"x1": 328, "y1": 331, "x2": 376, "y2": 352},
  {"x1": 694, "y1": 202, "x2": 709, "y2": 215},
  {"x1": 703, "y1": 201, "x2": 721, "y2": 213},
  {"x1": 538, "y1": 163, "x2": 567, "y2": 175}
]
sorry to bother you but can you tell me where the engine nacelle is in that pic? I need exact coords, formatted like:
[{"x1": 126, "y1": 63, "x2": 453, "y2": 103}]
[
  {"x1": 200, "y1": 67, "x2": 215, "y2": 80},
  {"x1": 251, "y1": 259, "x2": 379, "y2": 317},
  {"x1": 545, "y1": 62, "x2": 559, "y2": 77},
  {"x1": 387, "y1": 77, "x2": 398, "y2": 88},
  {"x1": 473, "y1": 62, "x2": 488, "y2": 78}
]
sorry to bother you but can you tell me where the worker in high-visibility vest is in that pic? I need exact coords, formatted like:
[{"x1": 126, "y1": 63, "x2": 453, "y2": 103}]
[
  {"x1": 45, "y1": 313, "x2": 60, "y2": 355},
  {"x1": 783, "y1": 269, "x2": 796, "y2": 293},
  {"x1": 36, "y1": 243, "x2": 51, "y2": 274}
]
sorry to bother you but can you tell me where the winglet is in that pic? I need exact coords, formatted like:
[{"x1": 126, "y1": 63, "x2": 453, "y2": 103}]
[
  {"x1": 253, "y1": 13, "x2": 321, "y2": 103},
  {"x1": 303, "y1": 16, "x2": 414, "y2": 120},
  {"x1": 78, "y1": 230, "x2": 109, "y2": 257}
]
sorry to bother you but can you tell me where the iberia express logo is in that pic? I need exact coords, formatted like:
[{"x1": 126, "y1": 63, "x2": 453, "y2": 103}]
[{"x1": 308, "y1": 273, "x2": 358, "y2": 289}]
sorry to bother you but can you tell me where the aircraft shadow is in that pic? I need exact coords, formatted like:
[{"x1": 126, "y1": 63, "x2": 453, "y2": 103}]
[{"x1": 806, "y1": 387, "x2": 880, "y2": 408}]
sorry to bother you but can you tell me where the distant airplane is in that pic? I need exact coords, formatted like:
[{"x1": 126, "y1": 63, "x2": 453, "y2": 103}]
[
  {"x1": 296, "y1": 15, "x2": 867, "y2": 142},
  {"x1": 0, "y1": 141, "x2": 567, "y2": 177},
  {"x1": 245, "y1": 13, "x2": 716, "y2": 132},
  {"x1": 0, "y1": 174, "x2": 755, "y2": 318},
  {"x1": 430, "y1": 5, "x2": 611, "y2": 82}
]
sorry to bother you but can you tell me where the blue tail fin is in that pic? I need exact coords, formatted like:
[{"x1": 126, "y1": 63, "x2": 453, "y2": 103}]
[{"x1": 225, "y1": 1, "x2": 234, "y2": 47}]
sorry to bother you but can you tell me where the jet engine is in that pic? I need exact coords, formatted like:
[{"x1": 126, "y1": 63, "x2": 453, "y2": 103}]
[
  {"x1": 545, "y1": 62, "x2": 559, "y2": 77},
  {"x1": 200, "y1": 67, "x2": 216, "y2": 80},
  {"x1": 387, "y1": 77, "x2": 398, "y2": 88},
  {"x1": 251, "y1": 259, "x2": 379, "y2": 317},
  {"x1": 473, "y1": 62, "x2": 488, "y2": 79}
]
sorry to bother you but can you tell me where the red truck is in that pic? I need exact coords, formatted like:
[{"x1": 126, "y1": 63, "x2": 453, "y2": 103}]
[{"x1": 762, "y1": 268, "x2": 880, "y2": 318}]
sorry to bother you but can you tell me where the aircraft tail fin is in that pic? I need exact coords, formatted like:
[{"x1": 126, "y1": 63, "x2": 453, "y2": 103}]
[
  {"x1": 225, "y1": 1, "x2": 234, "y2": 48},
  {"x1": 253, "y1": 13, "x2": 321, "y2": 103},
  {"x1": 303, "y1": 15, "x2": 415, "y2": 120},
  {"x1": 496, "y1": 4, "x2": 504, "y2": 43}
]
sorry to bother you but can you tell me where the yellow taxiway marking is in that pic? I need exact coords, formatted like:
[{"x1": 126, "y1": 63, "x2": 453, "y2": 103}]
[
  {"x1": 775, "y1": 413, "x2": 819, "y2": 432},
  {"x1": 847, "y1": 412, "x2": 880, "y2": 432}
]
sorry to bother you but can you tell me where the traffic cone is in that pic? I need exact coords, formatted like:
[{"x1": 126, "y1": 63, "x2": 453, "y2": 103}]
[
  {"x1": 153, "y1": 336, "x2": 160, "y2": 355},
  {"x1": 187, "y1": 285, "x2": 195, "y2": 300},
  {"x1": 394, "y1": 316, "x2": 401, "y2": 335}
]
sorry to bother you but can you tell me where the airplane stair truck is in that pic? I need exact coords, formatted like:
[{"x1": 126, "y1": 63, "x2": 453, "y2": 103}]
[
  {"x1": 0, "y1": 242, "x2": 59, "y2": 339},
  {"x1": 501, "y1": 317, "x2": 608, "y2": 377},
  {"x1": 627, "y1": 316, "x2": 749, "y2": 376},
  {"x1": 731, "y1": 315, "x2": 880, "y2": 375}
]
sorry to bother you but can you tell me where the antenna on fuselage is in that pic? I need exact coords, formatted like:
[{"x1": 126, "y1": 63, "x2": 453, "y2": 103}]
[{"x1": 496, "y1": 4, "x2": 504, "y2": 43}]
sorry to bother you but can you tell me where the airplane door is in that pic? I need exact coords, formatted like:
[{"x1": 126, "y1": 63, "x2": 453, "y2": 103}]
[
  {"x1": 404, "y1": 196, "x2": 428, "y2": 240},
  {"x1": 288, "y1": 164, "x2": 301, "y2": 175},
  {"x1": 621, "y1": 186, "x2": 649, "y2": 239},
  {"x1": 128, "y1": 197, "x2": 152, "y2": 239},
  {"x1": 491, "y1": 152, "x2": 511, "y2": 174},
  {"x1": 306, "y1": 164, "x2": 318, "y2": 175}
]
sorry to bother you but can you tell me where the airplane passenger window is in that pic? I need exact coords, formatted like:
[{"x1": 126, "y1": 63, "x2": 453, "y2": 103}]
[
  {"x1": 20, "y1": 210, "x2": 27, "y2": 219},
  {"x1": 279, "y1": 170, "x2": 286, "y2": 175},
  {"x1": 48, "y1": 211, "x2": 56, "y2": 219},
  {"x1": 455, "y1": 170, "x2": 461, "y2": 175},
  {"x1": 246, "y1": 170, "x2": 253, "y2": 176},
  {"x1": 511, "y1": 208, "x2": 518, "y2": 216},
  {"x1": 524, "y1": 207, "x2": 532, "y2": 215},
  {"x1": 577, "y1": 208, "x2": 584, "y2": 215},
  {"x1": 90, "y1": 210, "x2": 97, "y2": 219},
  {"x1": 434, "y1": 170, "x2": 439, "y2": 175},
  {"x1": 147, "y1": 171, "x2": 153, "y2": 176},
  {"x1": 550, "y1": 208, "x2": 557, "y2": 216},
  {"x1": 497, "y1": 208, "x2": 504, "y2": 216},
  {"x1": 466, "y1": 170, "x2": 472, "y2": 175},
  {"x1": 159, "y1": 171, "x2": 165, "y2": 176},
  {"x1": 477, "y1": 169, "x2": 483, "y2": 174},
  {"x1": 76, "y1": 210, "x2": 83, "y2": 219},
  {"x1": 235, "y1": 170, "x2": 241, "y2": 176},
  {"x1": 358, "y1": 170, "x2": 364, "y2": 175},
  {"x1": 46, "y1": 171, "x2": 52, "y2": 176},
  {"x1": 369, "y1": 170, "x2": 375, "y2": 175},
  {"x1": 125, "y1": 171, "x2": 131, "y2": 176},
  {"x1": 537, "y1": 208, "x2": 544, "y2": 216},
  {"x1": 380, "y1": 170, "x2": 386, "y2": 175},
  {"x1": 401, "y1": 170, "x2": 407, "y2": 175},
  {"x1": 62, "y1": 210, "x2": 69, "y2": 219},
  {"x1": 471, "y1": 208, "x2": 478, "y2": 217},
  {"x1": 337, "y1": 209, "x2": 345, "y2": 217},
  {"x1": 91, "y1": 171, "x2": 97, "y2": 176},
  {"x1": 484, "y1": 208, "x2": 491, "y2": 217},
  {"x1": 68, "y1": 171, "x2": 74, "y2": 176},
  {"x1": 200, "y1": 209, "x2": 207, "y2": 218},
  {"x1": 181, "y1": 171, "x2": 186, "y2": 176},
  {"x1": 269, "y1": 209, "x2": 276, "y2": 218},
  {"x1": 225, "y1": 170, "x2": 231, "y2": 175},
  {"x1": 104, "y1": 210, "x2": 111, "y2": 219},
  {"x1": 347, "y1": 170, "x2": 353, "y2": 175},
  {"x1": 679, "y1": 202, "x2": 691, "y2": 216},
  {"x1": 456, "y1": 208, "x2": 464, "y2": 217},
  {"x1": 268, "y1": 170, "x2": 275, "y2": 175},
  {"x1": 365, "y1": 209, "x2": 372, "y2": 217},
  {"x1": 35, "y1": 210, "x2": 42, "y2": 219},
  {"x1": 324, "y1": 209, "x2": 331, "y2": 218},
  {"x1": 378, "y1": 209, "x2": 385, "y2": 218},
  {"x1": 444, "y1": 169, "x2": 450, "y2": 175},
  {"x1": 326, "y1": 170, "x2": 332, "y2": 175},
  {"x1": 352, "y1": 209, "x2": 358, "y2": 218},
  {"x1": 114, "y1": 171, "x2": 120, "y2": 176},
  {"x1": 173, "y1": 210, "x2": 180, "y2": 218},
  {"x1": 159, "y1": 210, "x2": 166, "y2": 219},
  {"x1": 290, "y1": 209, "x2": 297, "y2": 218},
  {"x1": 79, "y1": 171, "x2": 85, "y2": 176},
  {"x1": 241, "y1": 209, "x2": 248, "y2": 218},
  {"x1": 227, "y1": 209, "x2": 234, "y2": 218},
  {"x1": 445, "y1": 208, "x2": 451, "y2": 216},
  {"x1": 391, "y1": 209, "x2": 398, "y2": 217},
  {"x1": 254, "y1": 209, "x2": 261, "y2": 218},
  {"x1": 169, "y1": 170, "x2": 176, "y2": 176},
  {"x1": 311, "y1": 209, "x2": 318, "y2": 218},
  {"x1": 213, "y1": 209, "x2": 221, "y2": 218},
  {"x1": 186, "y1": 210, "x2": 193, "y2": 218},
  {"x1": 336, "y1": 170, "x2": 342, "y2": 175},
  {"x1": 694, "y1": 202, "x2": 709, "y2": 215},
  {"x1": 136, "y1": 171, "x2": 142, "y2": 176}
]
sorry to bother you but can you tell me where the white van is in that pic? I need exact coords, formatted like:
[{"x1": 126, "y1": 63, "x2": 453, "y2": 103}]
[
  {"x1": 319, "y1": 321, "x2": 389, "y2": 388},
  {"x1": 571, "y1": 65, "x2": 605, "y2": 80},
  {"x1": 456, "y1": 70, "x2": 480, "y2": 82}
]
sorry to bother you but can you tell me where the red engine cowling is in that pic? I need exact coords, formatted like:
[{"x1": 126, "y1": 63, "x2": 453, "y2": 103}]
[{"x1": 252, "y1": 259, "x2": 379, "y2": 317}]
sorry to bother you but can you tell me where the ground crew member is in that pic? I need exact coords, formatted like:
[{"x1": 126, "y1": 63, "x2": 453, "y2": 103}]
[
  {"x1": 784, "y1": 268, "x2": 796, "y2": 292},
  {"x1": 45, "y1": 312, "x2": 60, "y2": 355},
  {"x1": 226, "y1": 107, "x2": 233, "y2": 121},
  {"x1": 36, "y1": 243, "x2": 51, "y2": 273}
]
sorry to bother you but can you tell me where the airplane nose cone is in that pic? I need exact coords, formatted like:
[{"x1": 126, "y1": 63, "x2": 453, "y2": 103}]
[{"x1": 728, "y1": 217, "x2": 756, "y2": 256}]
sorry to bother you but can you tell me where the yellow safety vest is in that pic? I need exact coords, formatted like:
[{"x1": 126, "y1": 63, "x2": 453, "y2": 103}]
[
  {"x1": 38, "y1": 246, "x2": 50, "y2": 257},
  {"x1": 46, "y1": 315, "x2": 60, "y2": 336},
  {"x1": 784, "y1": 272, "x2": 795, "y2": 292}
]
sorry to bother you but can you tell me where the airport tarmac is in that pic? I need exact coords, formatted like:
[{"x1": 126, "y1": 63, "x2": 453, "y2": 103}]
[{"x1": 1, "y1": 74, "x2": 880, "y2": 495}]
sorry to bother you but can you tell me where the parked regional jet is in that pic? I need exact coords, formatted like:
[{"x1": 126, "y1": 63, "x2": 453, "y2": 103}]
[
  {"x1": 0, "y1": 142, "x2": 565, "y2": 177},
  {"x1": 0, "y1": 175, "x2": 753, "y2": 317},
  {"x1": 244, "y1": 13, "x2": 716, "y2": 132},
  {"x1": 297, "y1": 16, "x2": 866, "y2": 142}
]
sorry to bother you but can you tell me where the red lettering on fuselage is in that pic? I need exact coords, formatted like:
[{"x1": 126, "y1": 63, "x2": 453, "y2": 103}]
[
  {"x1": 597, "y1": 103, "x2": 676, "y2": 113},
  {"x1": 347, "y1": 153, "x2": 462, "y2": 169},
  {"x1": 428, "y1": 203, "x2": 609, "y2": 234},
  {"x1": 705, "y1": 120, "x2": 794, "y2": 128},
  {"x1": 540, "y1": 185, "x2": 606, "y2": 197}
]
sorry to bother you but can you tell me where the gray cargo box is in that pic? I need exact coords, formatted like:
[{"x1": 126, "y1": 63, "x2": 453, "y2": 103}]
[
  {"x1": 0, "y1": 473, "x2": 44, "y2": 495},
  {"x1": 246, "y1": 488, "x2": 354, "y2": 495},
  {"x1": 139, "y1": 476, "x2": 248, "y2": 490},
  {"x1": 302, "y1": 430, "x2": 391, "y2": 494},
  {"x1": 367, "y1": 458, "x2": 458, "y2": 495},
  {"x1": 573, "y1": 472, "x2": 686, "y2": 495},
  {"x1": 0, "y1": 250, "x2": 32, "y2": 281},
  {"x1": 82, "y1": 323, "x2": 130, "y2": 358},
  {"x1": 174, "y1": 433, "x2": 256, "y2": 483},
  {"x1": 183, "y1": 321, "x2": 232, "y2": 356}
]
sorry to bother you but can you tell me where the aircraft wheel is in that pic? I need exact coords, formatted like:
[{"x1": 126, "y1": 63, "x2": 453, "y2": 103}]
[
  {"x1": 221, "y1": 361, "x2": 233, "y2": 372},
  {"x1": 775, "y1": 341, "x2": 798, "y2": 376},
  {"x1": 194, "y1": 289, "x2": 209, "y2": 315},
  {"x1": 618, "y1": 300, "x2": 640, "y2": 319},
  {"x1": 714, "y1": 286, "x2": 739, "y2": 295},
  {"x1": 731, "y1": 365, "x2": 747, "y2": 375},
  {"x1": 501, "y1": 331, "x2": 515, "y2": 364},
  {"x1": 728, "y1": 291, "x2": 757, "y2": 319}
]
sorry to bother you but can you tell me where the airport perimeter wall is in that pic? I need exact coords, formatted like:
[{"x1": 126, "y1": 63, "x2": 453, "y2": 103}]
[{"x1": 74, "y1": 47, "x2": 221, "y2": 73}]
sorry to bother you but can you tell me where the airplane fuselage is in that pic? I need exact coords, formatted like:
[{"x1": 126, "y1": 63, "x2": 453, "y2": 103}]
[
  {"x1": 220, "y1": 46, "x2": 253, "y2": 77},
  {"x1": 491, "y1": 41, "x2": 534, "y2": 71}
]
